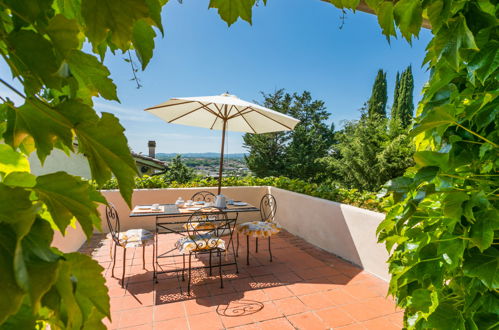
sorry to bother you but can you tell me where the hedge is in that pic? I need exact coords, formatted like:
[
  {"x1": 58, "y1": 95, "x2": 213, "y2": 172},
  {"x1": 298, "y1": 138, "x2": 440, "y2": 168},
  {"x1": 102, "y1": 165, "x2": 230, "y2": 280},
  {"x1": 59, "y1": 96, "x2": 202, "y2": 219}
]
[{"x1": 101, "y1": 176, "x2": 382, "y2": 212}]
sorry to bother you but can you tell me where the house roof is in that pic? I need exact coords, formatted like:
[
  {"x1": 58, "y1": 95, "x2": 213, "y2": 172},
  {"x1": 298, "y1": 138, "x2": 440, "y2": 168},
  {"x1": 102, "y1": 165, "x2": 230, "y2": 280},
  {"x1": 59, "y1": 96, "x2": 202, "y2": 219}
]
[{"x1": 132, "y1": 152, "x2": 167, "y2": 170}]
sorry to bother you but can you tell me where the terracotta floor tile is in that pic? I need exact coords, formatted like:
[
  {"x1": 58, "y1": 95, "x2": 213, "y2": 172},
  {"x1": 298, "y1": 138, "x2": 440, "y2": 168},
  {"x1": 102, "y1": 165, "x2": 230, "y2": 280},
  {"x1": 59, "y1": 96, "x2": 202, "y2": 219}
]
[
  {"x1": 259, "y1": 317, "x2": 295, "y2": 330},
  {"x1": 219, "y1": 313, "x2": 255, "y2": 328},
  {"x1": 154, "y1": 317, "x2": 189, "y2": 330},
  {"x1": 118, "y1": 307, "x2": 152, "y2": 328},
  {"x1": 247, "y1": 265, "x2": 274, "y2": 277},
  {"x1": 243, "y1": 289, "x2": 270, "y2": 302},
  {"x1": 336, "y1": 324, "x2": 367, "y2": 330},
  {"x1": 231, "y1": 278, "x2": 253, "y2": 292},
  {"x1": 288, "y1": 311, "x2": 327, "y2": 330},
  {"x1": 251, "y1": 301, "x2": 283, "y2": 322},
  {"x1": 108, "y1": 284, "x2": 127, "y2": 298},
  {"x1": 121, "y1": 323, "x2": 153, "y2": 330},
  {"x1": 316, "y1": 307, "x2": 356, "y2": 328},
  {"x1": 340, "y1": 300, "x2": 393, "y2": 322},
  {"x1": 385, "y1": 311, "x2": 403, "y2": 326},
  {"x1": 343, "y1": 283, "x2": 383, "y2": 300},
  {"x1": 207, "y1": 282, "x2": 237, "y2": 296},
  {"x1": 361, "y1": 316, "x2": 401, "y2": 330},
  {"x1": 120, "y1": 294, "x2": 153, "y2": 310},
  {"x1": 295, "y1": 266, "x2": 339, "y2": 280},
  {"x1": 188, "y1": 311, "x2": 224, "y2": 330},
  {"x1": 154, "y1": 302, "x2": 185, "y2": 321},
  {"x1": 327, "y1": 274, "x2": 353, "y2": 287},
  {"x1": 323, "y1": 289, "x2": 358, "y2": 306},
  {"x1": 299, "y1": 292, "x2": 335, "y2": 310},
  {"x1": 273, "y1": 296, "x2": 309, "y2": 316},
  {"x1": 262, "y1": 286, "x2": 294, "y2": 300},
  {"x1": 287, "y1": 282, "x2": 317, "y2": 296},
  {"x1": 274, "y1": 271, "x2": 302, "y2": 284},
  {"x1": 184, "y1": 297, "x2": 216, "y2": 315}
]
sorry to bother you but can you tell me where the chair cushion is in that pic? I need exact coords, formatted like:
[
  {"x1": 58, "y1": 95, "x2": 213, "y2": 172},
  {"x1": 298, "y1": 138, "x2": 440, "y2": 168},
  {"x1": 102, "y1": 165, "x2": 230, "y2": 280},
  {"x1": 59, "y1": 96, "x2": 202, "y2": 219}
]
[
  {"x1": 175, "y1": 234, "x2": 225, "y2": 253},
  {"x1": 115, "y1": 229, "x2": 154, "y2": 248},
  {"x1": 182, "y1": 221, "x2": 217, "y2": 231},
  {"x1": 237, "y1": 221, "x2": 281, "y2": 238}
]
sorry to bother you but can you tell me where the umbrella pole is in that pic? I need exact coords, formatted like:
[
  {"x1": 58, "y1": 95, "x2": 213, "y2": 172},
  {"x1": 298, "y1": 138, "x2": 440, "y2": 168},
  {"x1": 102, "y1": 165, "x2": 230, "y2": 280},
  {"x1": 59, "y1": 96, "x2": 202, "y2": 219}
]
[{"x1": 217, "y1": 119, "x2": 227, "y2": 195}]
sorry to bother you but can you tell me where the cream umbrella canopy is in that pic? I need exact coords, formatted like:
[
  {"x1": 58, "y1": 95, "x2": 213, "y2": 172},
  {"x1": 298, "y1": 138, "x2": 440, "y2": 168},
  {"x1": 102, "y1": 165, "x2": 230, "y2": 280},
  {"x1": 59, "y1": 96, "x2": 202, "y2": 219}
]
[{"x1": 145, "y1": 93, "x2": 300, "y2": 194}]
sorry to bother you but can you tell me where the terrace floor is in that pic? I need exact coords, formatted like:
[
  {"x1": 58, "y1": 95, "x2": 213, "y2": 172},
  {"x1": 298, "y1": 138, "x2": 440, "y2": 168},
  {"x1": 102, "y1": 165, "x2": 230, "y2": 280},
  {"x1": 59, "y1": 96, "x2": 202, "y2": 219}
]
[{"x1": 80, "y1": 230, "x2": 402, "y2": 329}]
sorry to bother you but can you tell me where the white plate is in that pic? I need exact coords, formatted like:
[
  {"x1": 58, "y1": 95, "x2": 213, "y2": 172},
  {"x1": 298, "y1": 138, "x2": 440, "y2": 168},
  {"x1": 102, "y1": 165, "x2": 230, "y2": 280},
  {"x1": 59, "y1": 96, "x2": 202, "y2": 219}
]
[
  {"x1": 233, "y1": 202, "x2": 248, "y2": 206},
  {"x1": 187, "y1": 207, "x2": 201, "y2": 211}
]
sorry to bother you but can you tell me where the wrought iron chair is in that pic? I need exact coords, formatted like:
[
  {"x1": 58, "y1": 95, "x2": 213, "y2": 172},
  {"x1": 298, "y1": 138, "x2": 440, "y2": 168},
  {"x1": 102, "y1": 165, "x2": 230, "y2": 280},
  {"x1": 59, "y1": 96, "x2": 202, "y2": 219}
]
[
  {"x1": 176, "y1": 207, "x2": 237, "y2": 295},
  {"x1": 191, "y1": 190, "x2": 216, "y2": 203},
  {"x1": 106, "y1": 203, "x2": 154, "y2": 287},
  {"x1": 236, "y1": 194, "x2": 280, "y2": 265}
]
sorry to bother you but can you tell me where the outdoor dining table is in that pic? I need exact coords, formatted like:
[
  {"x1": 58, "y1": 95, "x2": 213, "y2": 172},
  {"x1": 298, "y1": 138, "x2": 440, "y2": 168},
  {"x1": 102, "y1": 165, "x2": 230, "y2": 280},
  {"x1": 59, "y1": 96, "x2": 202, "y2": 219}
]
[{"x1": 129, "y1": 202, "x2": 260, "y2": 283}]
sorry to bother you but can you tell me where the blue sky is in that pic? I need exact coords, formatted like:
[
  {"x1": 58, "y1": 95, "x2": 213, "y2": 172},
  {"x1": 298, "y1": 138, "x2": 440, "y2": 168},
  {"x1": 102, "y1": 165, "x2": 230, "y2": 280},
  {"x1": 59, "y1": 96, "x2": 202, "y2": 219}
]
[{"x1": 1, "y1": 0, "x2": 433, "y2": 155}]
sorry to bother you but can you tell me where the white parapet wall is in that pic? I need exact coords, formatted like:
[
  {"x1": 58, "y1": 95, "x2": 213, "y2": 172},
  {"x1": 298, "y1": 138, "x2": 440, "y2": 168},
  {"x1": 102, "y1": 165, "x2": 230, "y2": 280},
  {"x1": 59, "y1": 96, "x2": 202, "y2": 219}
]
[
  {"x1": 98, "y1": 186, "x2": 268, "y2": 232},
  {"x1": 51, "y1": 221, "x2": 88, "y2": 253},
  {"x1": 50, "y1": 185, "x2": 390, "y2": 281},
  {"x1": 269, "y1": 187, "x2": 389, "y2": 281}
]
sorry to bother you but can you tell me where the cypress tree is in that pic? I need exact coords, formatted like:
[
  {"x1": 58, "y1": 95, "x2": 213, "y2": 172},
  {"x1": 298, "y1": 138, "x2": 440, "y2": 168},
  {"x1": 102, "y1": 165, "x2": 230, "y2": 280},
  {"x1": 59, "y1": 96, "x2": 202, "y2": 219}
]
[
  {"x1": 391, "y1": 71, "x2": 400, "y2": 120},
  {"x1": 367, "y1": 69, "x2": 388, "y2": 118},
  {"x1": 396, "y1": 66, "x2": 414, "y2": 127}
]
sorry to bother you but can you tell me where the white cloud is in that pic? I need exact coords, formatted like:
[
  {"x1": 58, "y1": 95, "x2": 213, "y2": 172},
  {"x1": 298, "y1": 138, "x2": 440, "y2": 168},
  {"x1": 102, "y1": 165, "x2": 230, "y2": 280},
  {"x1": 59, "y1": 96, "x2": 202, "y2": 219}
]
[{"x1": 94, "y1": 102, "x2": 156, "y2": 123}]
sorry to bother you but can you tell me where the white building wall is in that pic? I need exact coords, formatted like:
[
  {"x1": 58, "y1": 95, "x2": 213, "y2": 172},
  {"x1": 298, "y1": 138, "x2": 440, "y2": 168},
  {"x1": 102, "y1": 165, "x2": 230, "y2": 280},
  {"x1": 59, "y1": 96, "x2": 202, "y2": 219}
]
[{"x1": 29, "y1": 149, "x2": 92, "y2": 179}]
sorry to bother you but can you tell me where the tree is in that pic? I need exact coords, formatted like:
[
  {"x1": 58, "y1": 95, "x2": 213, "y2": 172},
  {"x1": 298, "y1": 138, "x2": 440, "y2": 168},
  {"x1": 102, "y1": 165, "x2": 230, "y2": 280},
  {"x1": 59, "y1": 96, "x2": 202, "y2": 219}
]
[
  {"x1": 285, "y1": 91, "x2": 335, "y2": 180},
  {"x1": 327, "y1": 112, "x2": 414, "y2": 192},
  {"x1": 0, "y1": 0, "x2": 163, "y2": 328},
  {"x1": 367, "y1": 69, "x2": 388, "y2": 118},
  {"x1": 243, "y1": 90, "x2": 335, "y2": 181},
  {"x1": 391, "y1": 66, "x2": 414, "y2": 128},
  {"x1": 243, "y1": 90, "x2": 291, "y2": 177},
  {"x1": 164, "y1": 155, "x2": 195, "y2": 183},
  {"x1": 391, "y1": 71, "x2": 401, "y2": 118}
]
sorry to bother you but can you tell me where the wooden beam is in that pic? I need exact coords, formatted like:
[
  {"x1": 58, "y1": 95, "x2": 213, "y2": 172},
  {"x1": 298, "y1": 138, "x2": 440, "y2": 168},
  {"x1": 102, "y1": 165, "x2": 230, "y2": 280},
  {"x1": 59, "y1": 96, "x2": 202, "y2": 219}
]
[{"x1": 320, "y1": 0, "x2": 431, "y2": 30}]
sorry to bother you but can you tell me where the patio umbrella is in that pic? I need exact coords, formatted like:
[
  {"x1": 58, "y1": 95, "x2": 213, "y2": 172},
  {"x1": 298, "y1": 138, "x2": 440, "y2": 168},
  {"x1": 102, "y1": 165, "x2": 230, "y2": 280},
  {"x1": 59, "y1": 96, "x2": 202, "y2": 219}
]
[{"x1": 144, "y1": 93, "x2": 300, "y2": 194}]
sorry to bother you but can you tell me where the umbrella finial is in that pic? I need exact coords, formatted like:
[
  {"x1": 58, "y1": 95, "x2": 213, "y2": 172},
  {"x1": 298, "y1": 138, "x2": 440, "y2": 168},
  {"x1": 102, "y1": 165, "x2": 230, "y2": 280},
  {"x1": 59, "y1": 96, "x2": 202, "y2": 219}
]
[{"x1": 221, "y1": 92, "x2": 235, "y2": 98}]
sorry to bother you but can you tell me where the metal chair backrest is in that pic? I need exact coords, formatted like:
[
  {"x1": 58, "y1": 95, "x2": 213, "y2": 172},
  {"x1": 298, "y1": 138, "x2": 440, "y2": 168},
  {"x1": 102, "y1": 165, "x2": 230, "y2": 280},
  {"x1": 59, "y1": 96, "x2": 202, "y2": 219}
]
[
  {"x1": 105, "y1": 203, "x2": 121, "y2": 245},
  {"x1": 260, "y1": 194, "x2": 277, "y2": 223},
  {"x1": 186, "y1": 207, "x2": 231, "y2": 250},
  {"x1": 191, "y1": 191, "x2": 216, "y2": 203}
]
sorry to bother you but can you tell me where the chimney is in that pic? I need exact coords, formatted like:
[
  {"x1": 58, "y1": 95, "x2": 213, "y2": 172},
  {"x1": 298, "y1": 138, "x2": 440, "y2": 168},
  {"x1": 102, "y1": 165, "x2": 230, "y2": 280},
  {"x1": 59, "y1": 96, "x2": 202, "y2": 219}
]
[{"x1": 148, "y1": 140, "x2": 156, "y2": 158}]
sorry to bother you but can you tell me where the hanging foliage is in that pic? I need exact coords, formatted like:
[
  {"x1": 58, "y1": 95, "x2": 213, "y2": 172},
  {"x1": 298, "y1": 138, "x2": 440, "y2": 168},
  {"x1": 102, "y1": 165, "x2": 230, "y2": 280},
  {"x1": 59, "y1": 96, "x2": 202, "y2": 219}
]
[{"x1": 0, "y1": 0, "x2": 164, "y2": 327}]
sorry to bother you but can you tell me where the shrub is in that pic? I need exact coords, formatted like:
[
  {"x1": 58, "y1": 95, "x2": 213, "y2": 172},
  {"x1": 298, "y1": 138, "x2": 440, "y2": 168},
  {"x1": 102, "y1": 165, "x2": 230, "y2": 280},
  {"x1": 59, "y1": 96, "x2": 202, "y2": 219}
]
[{"x1": 101, "y1": 176, "x2": 382, "y2": 212}]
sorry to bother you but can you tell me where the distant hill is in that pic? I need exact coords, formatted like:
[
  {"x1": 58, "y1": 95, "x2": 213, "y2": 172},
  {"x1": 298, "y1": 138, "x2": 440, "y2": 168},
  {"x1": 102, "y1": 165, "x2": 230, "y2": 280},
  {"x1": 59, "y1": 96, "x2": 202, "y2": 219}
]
[{"x1": 156, "y1": 152, "x2": 247, "y2": 159}]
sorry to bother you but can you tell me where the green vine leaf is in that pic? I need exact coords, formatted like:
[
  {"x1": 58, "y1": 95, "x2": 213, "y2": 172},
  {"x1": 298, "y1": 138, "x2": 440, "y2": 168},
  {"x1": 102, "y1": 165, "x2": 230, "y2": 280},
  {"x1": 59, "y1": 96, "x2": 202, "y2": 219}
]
[
  {"x1": 469, "y1": 210, "x2": 499, "y2": 252},
  {"x1": 132, "y1": 19, "x2": 156, "y2": 70},
  {"x1": 464, "y1": 247, "x2": 499, "y2": 289},
  {"x1": 64, "y1": 253, "x2": 110, "y2": 321},
  {"x1": 34, "y1": 172, "x2": 105, "y2": 238},
  {"x1": 67, "y1": 50, "x2": 119, "y2": 101},
  {"x1": 209, "y1": 0, "x2": 256, "y2": 26},
  {"x1": 393, "y1": 0, "x2": 422, "y2": 42},
  {"x1": 57, "y1": 101, "x2": 137, "y2": 205},
  {"x1": 7, "y1": 30, "x2": 62, "y2": 94},
  {"x1": 0, "y1": 144, "x2": 30, "y2": 175},
  {"x1": 81, "y1": 0, "x2": 150, "y2": 49},
  {"x1": 4, "y1": 100, "x2": 74, "y2": 163},
  {"x1": 0, "y1": 224, "x2": 25, "y2": 324},
  {"x1": 46, "y1": 14, "x2": 81, "y2": 56},
  {"x1": 377, "y1": 2, "x2": 396, "y2": 40}
]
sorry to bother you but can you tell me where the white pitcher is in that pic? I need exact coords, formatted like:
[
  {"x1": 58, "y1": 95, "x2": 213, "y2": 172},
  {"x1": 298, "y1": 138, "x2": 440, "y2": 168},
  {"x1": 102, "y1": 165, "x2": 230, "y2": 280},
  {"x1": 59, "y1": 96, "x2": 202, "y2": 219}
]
[{"x1": 215, "y1": 194, "x2": 227, "y2": 208}]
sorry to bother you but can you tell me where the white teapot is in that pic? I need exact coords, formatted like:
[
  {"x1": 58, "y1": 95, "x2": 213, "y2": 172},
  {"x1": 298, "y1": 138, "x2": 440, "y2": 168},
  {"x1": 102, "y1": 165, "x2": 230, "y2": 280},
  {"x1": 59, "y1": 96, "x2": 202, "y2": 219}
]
[{"x1": 215, "y1": 194, "x2": 227, "y2": 208}]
